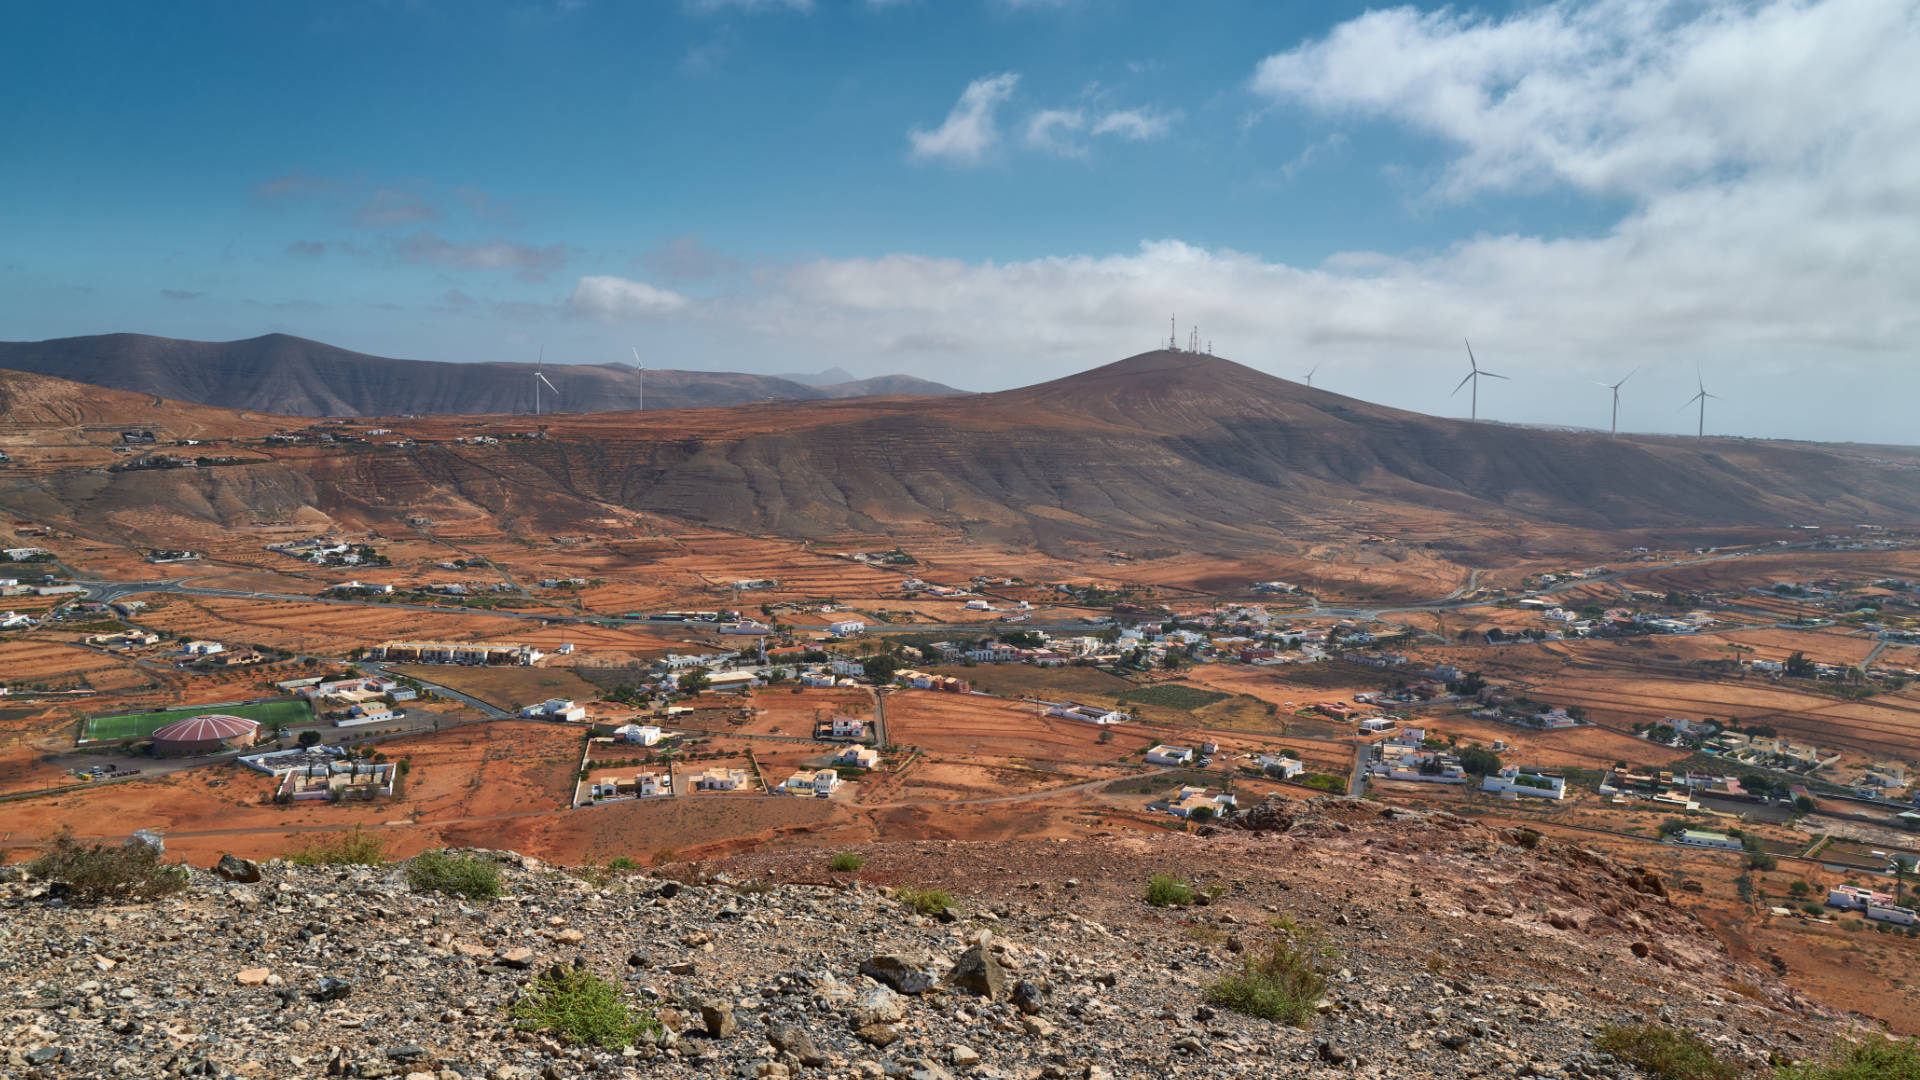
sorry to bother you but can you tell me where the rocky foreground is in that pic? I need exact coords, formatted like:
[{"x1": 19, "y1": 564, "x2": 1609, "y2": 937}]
[{"x1": 0, "y1": 799, "x2": 1857, "y2": 1080}]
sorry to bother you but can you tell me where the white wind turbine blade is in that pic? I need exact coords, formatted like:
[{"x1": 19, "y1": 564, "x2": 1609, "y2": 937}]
[
  {"x1": 537, "y1": 372, "x2": 558, "y2": 394},
  {"x1": 1480, "y1": 370, "x2": 1509, "y2": 380},
  {"x1": 630, "y1": 345, "x2": 644, "y2": 371},
  {"x1": 1464, "y1": 338, "x2": 1479, "y2": 373},
  {"x1": 1451, "y1": 371, "x2": 1476, "y2": 396}
]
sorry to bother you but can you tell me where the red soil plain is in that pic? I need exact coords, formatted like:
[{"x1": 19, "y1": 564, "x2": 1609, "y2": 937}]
[{"x1": 4, "y1": 369, "x2": 1920, "y2": 1032}]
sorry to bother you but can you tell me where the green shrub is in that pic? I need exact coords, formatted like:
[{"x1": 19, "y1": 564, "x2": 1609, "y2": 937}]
[
  {"x1": 1776, "y1": 1033, "x2": 1920, "y2": 1080},
  {"x1": 896, "y1": 885, "x2": 954, "y2": 915},
  {"x1": 605, "y1": 855, "x2": 642, "y2": 872},
  {"x1": 1204, "y1": 937, "x2": 1328, "y2": 1025},
  {"x1": 28, "y1": 832, "x2": 187, "y2": 904},
  {"x1": 1594, "y1": 1024, "x2": 1740, "y2": 1080},
  {"x1": 285, "y1": 828, "x2": 389, "y2": 866},
  {"x1": 507, "y1": 966, "x2": 659, "y2": 1049},
  {"x1": 830, "y1": 851, "x2": 865, "y2": 872},
  {"x1": 1145, "y1": 872, "x2": 1196, "y2": 907},
  {"x1": 406, "y1": 851, "x2": 501, "y2": 900}
]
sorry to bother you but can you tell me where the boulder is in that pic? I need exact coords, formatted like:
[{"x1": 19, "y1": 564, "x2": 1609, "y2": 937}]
[
  {"x1": 944, "y1": 945, "x2": 1006, "y2": 1001},
  {"x1": 214, "y1": 853, "x2": 262, "y2": 882},
  {"x1": 860, "y1": 954, "x2": 938, "y2": 995},
  {"x1": 853, "y1": 986, "x2": 907, "y2": 1027},
  {"x1": 699, "y1": 1001, "x2": 736, "y2": 1039}
]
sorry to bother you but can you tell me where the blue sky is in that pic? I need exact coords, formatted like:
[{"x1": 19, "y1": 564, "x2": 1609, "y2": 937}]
[{"x1": 3, "y1": 0, "x2": 1917, "y2": 442}]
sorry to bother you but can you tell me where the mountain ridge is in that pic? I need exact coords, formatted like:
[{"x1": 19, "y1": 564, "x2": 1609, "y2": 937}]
[
  {"x1": 2, "y1": 351, "x2": 1918, "y2": 556},
  {"x1": 0, "y1": 332, "x2": 966, "y2": 418}
]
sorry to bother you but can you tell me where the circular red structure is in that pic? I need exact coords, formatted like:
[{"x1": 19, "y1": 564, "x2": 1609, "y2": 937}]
[{"x1": 150, "y1": 713, "x2": 260, "y2": 757}]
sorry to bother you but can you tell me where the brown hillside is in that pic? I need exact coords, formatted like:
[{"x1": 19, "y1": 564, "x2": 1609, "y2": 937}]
[
  {"x1": 0, "y1": 332, "x2": 966, "y2": 417},
  {"x1": 3, "y1": 353, "x2": 1917, "y2": 554}
]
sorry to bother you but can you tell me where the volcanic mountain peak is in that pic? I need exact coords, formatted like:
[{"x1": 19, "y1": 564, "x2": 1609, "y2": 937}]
[{"x1": 999, "y1": 348, "x2": 1408, "y2": 428}]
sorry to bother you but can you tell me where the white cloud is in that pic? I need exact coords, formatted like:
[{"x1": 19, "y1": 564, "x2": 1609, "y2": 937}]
[
  {"x1": 1023, "y1": 108, "x2": 1087, "y2": 157},
  {"x1": 568, "y1": 275, "x2": 692, "y2": 320},
  {"x1": 908, "y1": 73, "x2": 1020, "y2": 166},
  {"x1": 1090, "y1": 107, "x2": 1174, "y2": 142},
  {"x1": 1248, "y1": 0, "x2": 1916, "y2": 202}
]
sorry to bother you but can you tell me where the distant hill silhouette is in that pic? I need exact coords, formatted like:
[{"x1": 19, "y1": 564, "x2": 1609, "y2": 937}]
[{"x1": 0, "y1": 333, "x2": 964, "y2": 417}]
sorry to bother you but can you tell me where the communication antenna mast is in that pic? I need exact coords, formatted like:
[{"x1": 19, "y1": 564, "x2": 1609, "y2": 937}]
[{"x1": 1169, "y1": 314, "x2": 1177, "y2": 351}]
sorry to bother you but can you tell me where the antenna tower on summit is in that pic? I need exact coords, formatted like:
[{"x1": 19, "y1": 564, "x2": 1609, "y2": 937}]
[{"x1": 1168, "y1": 314, "x2": 1178, "y2": 351}]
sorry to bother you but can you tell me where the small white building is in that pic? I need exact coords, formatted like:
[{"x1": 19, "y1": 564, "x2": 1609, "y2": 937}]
[
  {"x1": 1868, "y1": 903, "x2": 1918, "y2": 926},
  {"x1": 521, "y1": 698, "x2": 588, "y2": 723},
  {"x1": 780, "y1": 769, "x2": 841, "y2": 797},
  {"x1": 1827, "y1": 884, "x2": 1893, "y2": 911},
  {"x1": 836, "y1": 745, "x2": 881, "y2": 769},
  {"x1": 1254, "y1": 754, "x2": 1304, "y2": 779},
  {"x1": 1167, "y1": 785, "x2": 1236, "y2": 818},
  {"x1": 800, "y1": 671, "x2": 838, "y2": 688},
  {"x1": 823, "y1": 715, "x2": 867, "y2": 740},
  {"x1": 1481, "y1": 766, "x2": 1568, "y2": 800},
  {"x1": 827, "y1": 618, "x2": 867, "y2": 636},
  {"x1": 1145, "y1": 744, "x2": 1195, "y2": 766},
  {"x1": 613, "y1": 724, "x2": 662, "y2": 746},
  {"x1": 704, "y1": 670, "x2": 762, "y2": 693},
  {"x1": 1669, "y1": 829, "x2": 1743, "y2": 851},
  {"x1": 183, "y1": 640, "x2": 225, "y2": 656},
  {"x1": 690, "y1": 768, "x2": 750, "y2": 791},
  {"x1": 1047, "y1": 702, "x2": 1129, "y2": 726}
]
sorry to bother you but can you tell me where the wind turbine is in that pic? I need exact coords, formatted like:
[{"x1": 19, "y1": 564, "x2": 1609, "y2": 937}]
[
  {"x1": 1452, "y1": 339, "x2": 1508, "y2": 421},
  {"x1": 630, "y1": 345, "x2": 645, "y2": 412},
  {"x1": 1598, "y1": 368, "x2": 1635, "y2": 436},
  {"x1": 1684, "y1": 368, "x2": 1718, "y2": 440},
  {"x1": 533, "y1": 347, "x2": 557, "y2": 416},
  {"x1": 1302, "y1": 364, "x2": 1319, "y2": 388}
]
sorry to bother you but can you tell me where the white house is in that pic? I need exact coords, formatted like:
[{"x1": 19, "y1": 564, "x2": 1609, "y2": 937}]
[
  {"x1": 836, "y1": 745, "x2": 881, "y2": 769},
  {"x1": 1668, "y1": 829, "x2": 1742, "y2": 851},
  {"x1": 828, "y1": 618, "x2": 867, "y2": 636},
  {"x1": 522, "y1": 698, "x2": 588, "y2": 723},
  {"x1": 1145, "y1": 744, "x2": 1195, "y2": 766},
  {"x1": 613, "y1": 724, "x2": 662, "y2": 746},
  {"x1": 823, "y1": 715, "x2": 867, "y2": 740},
  {"x1": 1481, "y1": 766, "x2": 1568, "y2": 800},
  {"x1": 690, "y1": 768, "x2": 749, "y2": 791},
  {"x1": 1827, "y1": 884, "x2": 1893, "y2": 911},
  {"x1": 1047, "y1": 702, "x2": 1129, "y2": 726},
  {"x1": 780, "y1": 769, "x2": 841, "y2": 797},
  {"x1": 1358, "y1": 716, "x2": 1395, "y2": 733},
  {"x1": 1254, "y1": 754, "x2": 1304, "y2": 779},
  {"x1": 183, "y1": 640, "x2": 225, "y2": 656},
  {"x1": 800, "y1": 671, "x2": 838, "y2": 688},
  {"x1": 704, "y1": 670, "x2": 762, "y2": 693},
  {"x1": 0, "y1": 611, "x2": 35, "y2": 629},
  {"x1": 1868, "y1": 903, "x2": 1918, "y2": 926},
  {"x1": 1167, "y1": 786, "x2": 1236, "y2": 818},
  {"x1": 830, "y1": 657, "x2": 868, "y2": 677}
]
